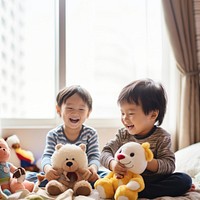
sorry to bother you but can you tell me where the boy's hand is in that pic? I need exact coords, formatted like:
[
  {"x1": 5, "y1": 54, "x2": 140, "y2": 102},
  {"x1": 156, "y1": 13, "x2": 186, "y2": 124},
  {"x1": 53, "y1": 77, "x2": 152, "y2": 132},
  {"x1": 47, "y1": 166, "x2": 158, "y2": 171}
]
[
  {"x1": 45, "y1": 166, "x2": 60, "y2": 181},
  {"x1": 78, "y1": 168, "x2": 92, "y2": 180},
  {"x1": 88, "y1": 165, "x2": 99, "y2": 182},
  {"x1": 110, "y1": 160, "x2": 127, "y2": 179}
]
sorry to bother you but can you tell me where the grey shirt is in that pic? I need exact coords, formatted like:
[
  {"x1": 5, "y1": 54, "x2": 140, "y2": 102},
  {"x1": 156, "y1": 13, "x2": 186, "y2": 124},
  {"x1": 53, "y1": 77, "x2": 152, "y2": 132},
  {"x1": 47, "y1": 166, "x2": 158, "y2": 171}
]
[{"x1": 100, "y1": 126, "x2": 175, "y2": 182}]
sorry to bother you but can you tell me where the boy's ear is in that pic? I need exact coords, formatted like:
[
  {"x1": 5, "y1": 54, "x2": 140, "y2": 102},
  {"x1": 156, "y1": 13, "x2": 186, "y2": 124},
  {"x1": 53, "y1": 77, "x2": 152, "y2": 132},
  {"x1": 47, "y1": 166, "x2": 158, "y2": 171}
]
[
  {"x1": 87, "y1": 109, "x2": 92, "y2": 118},
  {"x1": 56, "y1": 105, "x2": 61, "y2": 116},
  {"x1": 151, "y1": 110, "x2": 159, "y2": 120}
]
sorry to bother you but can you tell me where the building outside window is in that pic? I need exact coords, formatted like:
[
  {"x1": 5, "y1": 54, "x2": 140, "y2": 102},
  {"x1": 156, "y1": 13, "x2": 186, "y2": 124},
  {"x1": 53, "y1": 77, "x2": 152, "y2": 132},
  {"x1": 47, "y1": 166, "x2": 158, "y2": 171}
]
[{"x1": 0, "y1": 0, "x2": 55, "y2": 120}]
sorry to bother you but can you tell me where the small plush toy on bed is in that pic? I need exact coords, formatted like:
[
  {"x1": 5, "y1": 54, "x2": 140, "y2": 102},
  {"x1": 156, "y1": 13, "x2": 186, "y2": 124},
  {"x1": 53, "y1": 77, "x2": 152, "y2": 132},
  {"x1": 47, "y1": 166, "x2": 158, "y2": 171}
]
[
  {"x1": 6, "y1": 135, "x2": 40, "y2": 172},
  {"x1": 0, "y1": 138, "x2": 34, "y2": 199},
  {"x1": 38, "y1": 143, "x2": 92, "y2": 196},
  {"x1": 94, "y1": 142, "x2": 153, "y2": 200}
]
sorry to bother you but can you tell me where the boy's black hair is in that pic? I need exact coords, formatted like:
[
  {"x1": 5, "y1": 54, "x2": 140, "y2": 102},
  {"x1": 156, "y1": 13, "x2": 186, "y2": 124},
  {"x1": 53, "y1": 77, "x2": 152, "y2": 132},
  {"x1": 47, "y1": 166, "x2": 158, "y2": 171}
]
[
  {"x1": 56, "y1": 85, "x2": 92, "y2": 111},
  {"x1": 117, "y1": 78, "x2": 167, "y2": 125}
]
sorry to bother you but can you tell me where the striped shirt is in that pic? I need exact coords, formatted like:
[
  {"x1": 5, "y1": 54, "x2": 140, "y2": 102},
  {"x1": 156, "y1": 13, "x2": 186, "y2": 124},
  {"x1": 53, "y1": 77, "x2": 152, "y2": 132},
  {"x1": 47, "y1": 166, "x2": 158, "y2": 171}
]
[
  {"x1": 100, "y1": 126, "x2": 175, "y2": 181},
  {"x1": 41, "y1": 124, "x2": 100, "y2": 171}
]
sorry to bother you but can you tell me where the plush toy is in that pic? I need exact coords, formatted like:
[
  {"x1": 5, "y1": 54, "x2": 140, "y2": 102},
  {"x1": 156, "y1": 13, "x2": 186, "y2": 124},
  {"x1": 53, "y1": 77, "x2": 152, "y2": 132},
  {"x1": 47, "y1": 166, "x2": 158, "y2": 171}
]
[
  {"x1": 94, "y1": 142, "x2": 153, "y2": 200},
  {"x1": 38, "y1": 143, "x2": 92, "y2": 196},
  {"x1": 0, "y1": 138, "x2": 34, "y2": 199},
  {"x1": 6, "y1": 135, "x2": 40, "y2": 172}
]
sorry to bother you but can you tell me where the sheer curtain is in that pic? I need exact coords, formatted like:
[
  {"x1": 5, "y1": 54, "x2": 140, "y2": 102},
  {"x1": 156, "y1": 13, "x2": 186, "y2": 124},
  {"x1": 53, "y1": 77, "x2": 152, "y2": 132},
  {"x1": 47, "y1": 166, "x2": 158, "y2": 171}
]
[
  {"x1": 65, "y1": 0, "x2": 178, "y2": 136},
  {"x1": 162, "y1": 0, "x2": 200, "y2": 149}
]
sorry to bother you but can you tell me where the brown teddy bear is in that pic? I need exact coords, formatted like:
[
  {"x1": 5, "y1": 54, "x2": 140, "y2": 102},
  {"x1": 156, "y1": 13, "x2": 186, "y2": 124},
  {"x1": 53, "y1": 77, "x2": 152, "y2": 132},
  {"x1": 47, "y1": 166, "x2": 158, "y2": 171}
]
[{"x1": 39, "y1": 143, "x2": 92, "y2": 196}]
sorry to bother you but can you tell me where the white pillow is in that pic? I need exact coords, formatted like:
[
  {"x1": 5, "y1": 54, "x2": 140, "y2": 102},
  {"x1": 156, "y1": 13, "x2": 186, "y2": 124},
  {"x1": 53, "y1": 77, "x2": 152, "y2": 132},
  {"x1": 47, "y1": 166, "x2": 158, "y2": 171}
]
[{"x1": 175, "y1": 142, "x2": 200, "y2": 178}]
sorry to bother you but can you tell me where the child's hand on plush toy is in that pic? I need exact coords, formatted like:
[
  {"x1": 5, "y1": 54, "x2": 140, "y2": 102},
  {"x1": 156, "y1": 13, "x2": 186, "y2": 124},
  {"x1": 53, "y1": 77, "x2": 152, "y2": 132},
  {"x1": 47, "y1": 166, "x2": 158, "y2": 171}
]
[
  {"x1": 44, "y1": 165, "x2": 60, "y2": 181},
  {"x1": 94, "y1": 142, "x2": 153, "y2": 200},
  {"x1": 87, "y1": 164, "x2": 99, "y2": 182},
  {"x1": 41, "y1": 143, "x2": 93, "y2": 196},
  {"x1": 77, "y1": 167, "x2": 92, "y2": 181},
  {"x1": 109, "y1": 160, "x2": 127, "y2": 179}
]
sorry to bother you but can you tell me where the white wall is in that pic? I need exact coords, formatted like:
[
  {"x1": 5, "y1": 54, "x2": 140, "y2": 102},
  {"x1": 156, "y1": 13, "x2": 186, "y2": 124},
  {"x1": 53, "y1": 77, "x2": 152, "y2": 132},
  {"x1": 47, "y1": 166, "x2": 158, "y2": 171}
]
[{"x1": 1, "y1": 127, "x2": 118, "y2": 160}]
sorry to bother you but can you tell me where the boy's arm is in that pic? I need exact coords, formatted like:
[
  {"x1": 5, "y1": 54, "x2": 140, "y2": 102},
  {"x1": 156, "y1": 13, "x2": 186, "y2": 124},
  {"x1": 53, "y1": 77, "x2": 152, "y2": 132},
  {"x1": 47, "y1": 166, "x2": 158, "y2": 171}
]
[
  {"x1": 41, "y1": 131, "x2": 57, "y2": 171},
  {"x1": 151, "y1": 134, "x2": 175, "y2": 174},
  {"x1": 100, "y1": 129, "x2": 124, "y2": 169},
  {"x1": 86, "y1": 130, "x2": 101, "y2": 169},
  {"x1": 146, "y1": 158, "x2": 159, "y2": 172}
]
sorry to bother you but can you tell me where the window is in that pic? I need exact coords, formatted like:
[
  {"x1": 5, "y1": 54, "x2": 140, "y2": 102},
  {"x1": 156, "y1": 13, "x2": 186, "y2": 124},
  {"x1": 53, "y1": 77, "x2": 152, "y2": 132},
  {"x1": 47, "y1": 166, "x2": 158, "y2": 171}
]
[
  {"x1": 0, "y1": 0, "x2": 177, "y2": 131},
  {"x1": 65, "y1": 0, "x2": 177, "y2": 128},
  {"x1": 0, "y1": 0, "x2": 56, "y2": 119}
]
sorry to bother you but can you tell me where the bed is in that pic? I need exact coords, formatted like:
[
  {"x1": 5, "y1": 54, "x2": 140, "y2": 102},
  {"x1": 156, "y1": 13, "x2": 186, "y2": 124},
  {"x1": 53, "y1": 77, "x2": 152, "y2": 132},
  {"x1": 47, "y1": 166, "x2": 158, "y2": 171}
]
[
  {"x1": 138, "y1": 142, "x2": 200, "y2": 200},
  {"x1": 4, "y1": 143, "x2": 200, "y2": 200}
]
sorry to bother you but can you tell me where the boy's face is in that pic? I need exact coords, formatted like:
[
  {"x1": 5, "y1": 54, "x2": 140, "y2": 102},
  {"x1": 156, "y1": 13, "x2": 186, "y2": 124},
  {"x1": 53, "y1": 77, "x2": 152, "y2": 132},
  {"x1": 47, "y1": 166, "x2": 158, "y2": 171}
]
[
  {"x1": 57, "y1": 93, "x2": 91, "y2": 130},
  {"x1": 120, "y1": 102, "x2": 158, "y2": 136}
]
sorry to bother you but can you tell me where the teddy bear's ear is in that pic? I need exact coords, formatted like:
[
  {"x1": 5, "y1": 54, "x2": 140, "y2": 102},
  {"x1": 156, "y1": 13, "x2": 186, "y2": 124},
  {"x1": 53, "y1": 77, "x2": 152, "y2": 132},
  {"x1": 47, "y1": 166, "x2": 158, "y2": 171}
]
[
  {"x1": 79, "y1": 143, "x2": 86, "y2": 152},
  {"x1": 142, "y1": 142, "x2": 153, "y2": 162},
  {"x1": 55, "y1": 143, "x2": 63, "y2": 151},
  {"x1": 0, "y1": 138, "x2": 7, "y2": 146},
  {"x1": 0, "y1": 138, "x2": 10, "y2": 151}
]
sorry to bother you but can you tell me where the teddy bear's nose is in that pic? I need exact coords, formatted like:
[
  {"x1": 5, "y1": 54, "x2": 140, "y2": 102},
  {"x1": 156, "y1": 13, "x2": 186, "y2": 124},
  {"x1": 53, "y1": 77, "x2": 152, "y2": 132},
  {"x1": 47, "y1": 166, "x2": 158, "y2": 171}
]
[
  {"x1": 66, "y1": 161, "x2": 73, "y2": 167},
  {"x1": 117, "y1": 154, "x2": 125, "y2": 160}
]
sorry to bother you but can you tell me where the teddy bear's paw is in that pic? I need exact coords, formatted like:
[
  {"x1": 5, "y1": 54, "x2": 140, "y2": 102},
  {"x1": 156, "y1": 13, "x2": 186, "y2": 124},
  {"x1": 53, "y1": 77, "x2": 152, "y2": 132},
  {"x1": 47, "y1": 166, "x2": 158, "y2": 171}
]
[
  {"x1": 74, "y1": 180, "x2": 92, "y2": 196},
  {"x1": 13, "y1": 167, "x2": 26, "y2": 183},
  {"x1": 74, "y1": 185, "x2": 91, "y2": 196},
  {"x1": 115, "y1": 185, "x2": 138, "y2": 200},
  {"x1": 46, "y1": 180, "x2": 66, "y2": 196},
  {"x1": 94, "y1": 179, "x2": 114, "y2": 199},
  {"x1": 47, "y1": 185, "x2": 63, "y2": 196},
  {"x1": 95, "y1": 185, "x2": 107, "y2": 198}
]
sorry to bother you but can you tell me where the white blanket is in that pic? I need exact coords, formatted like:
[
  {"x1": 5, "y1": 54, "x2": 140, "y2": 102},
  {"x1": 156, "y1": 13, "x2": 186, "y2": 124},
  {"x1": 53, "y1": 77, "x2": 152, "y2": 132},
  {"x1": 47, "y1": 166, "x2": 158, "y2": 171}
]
[
  {"x1": 2, "y1": 188, "x2": 200, "y2": 200},
  {"x1": 3, "y1": 174, "x2": 200, "y2": 200},
  {"x1": 2, "y1": 187, "x2": 100, "y2": 200}
]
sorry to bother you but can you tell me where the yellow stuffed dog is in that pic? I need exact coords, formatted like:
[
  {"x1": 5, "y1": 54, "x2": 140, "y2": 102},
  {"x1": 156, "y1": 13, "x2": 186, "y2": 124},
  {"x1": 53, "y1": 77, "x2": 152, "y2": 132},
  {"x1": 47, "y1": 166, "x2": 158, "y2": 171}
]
[{"x1": 94, "y1": 142, "x2": 153, "y2": 200}]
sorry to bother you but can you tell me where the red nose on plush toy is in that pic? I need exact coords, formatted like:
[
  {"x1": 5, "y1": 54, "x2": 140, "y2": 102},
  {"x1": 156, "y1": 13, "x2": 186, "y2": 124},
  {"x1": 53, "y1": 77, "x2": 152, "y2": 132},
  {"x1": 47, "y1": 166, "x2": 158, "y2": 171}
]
[{"x1": 117, "y1": 154, "x2": 125, "y2": 160}]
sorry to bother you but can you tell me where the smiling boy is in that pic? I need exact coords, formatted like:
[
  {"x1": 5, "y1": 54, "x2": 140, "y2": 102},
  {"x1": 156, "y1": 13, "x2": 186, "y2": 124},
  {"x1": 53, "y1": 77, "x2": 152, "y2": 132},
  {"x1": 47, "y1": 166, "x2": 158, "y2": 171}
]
[{"x1": 100, "y1": 78, "x2": 192, "y2": 198}]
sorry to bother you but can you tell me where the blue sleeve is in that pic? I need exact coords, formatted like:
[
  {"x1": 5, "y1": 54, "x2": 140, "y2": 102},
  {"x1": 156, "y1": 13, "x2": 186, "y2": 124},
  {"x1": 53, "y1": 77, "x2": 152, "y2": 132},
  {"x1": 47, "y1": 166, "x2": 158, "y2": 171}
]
[
  {"x1": 41, "y1": 130, "x2": 57, "y2": 171},
  {"x1": 86, "y1": 129, "x2": 100, "y2": 169}
]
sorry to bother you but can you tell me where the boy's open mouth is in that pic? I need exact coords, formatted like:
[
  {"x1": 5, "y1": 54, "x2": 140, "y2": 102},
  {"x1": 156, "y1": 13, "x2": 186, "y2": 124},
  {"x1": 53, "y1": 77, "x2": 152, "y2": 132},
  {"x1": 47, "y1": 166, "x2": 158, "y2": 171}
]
[
  {"x1": 69, "y1": 118, "x2": 80, "y2": 123},
  {"x1": 127, "y1": 125, "x2": 134, "y2": 129}
]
